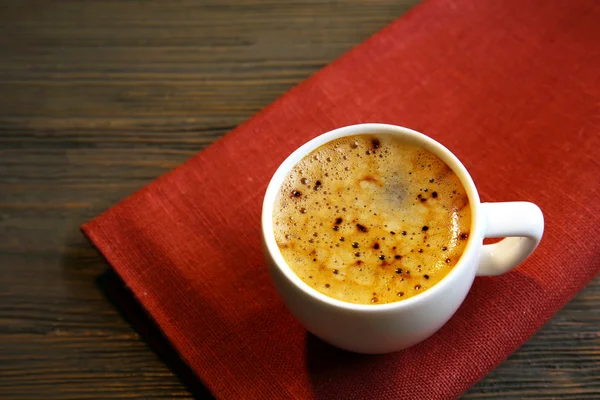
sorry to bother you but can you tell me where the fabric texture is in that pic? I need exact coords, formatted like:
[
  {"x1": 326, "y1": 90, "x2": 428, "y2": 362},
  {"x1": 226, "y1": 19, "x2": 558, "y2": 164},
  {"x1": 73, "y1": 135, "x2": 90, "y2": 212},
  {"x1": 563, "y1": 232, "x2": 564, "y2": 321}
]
[{"x1": 82, "y1": 0, "x2": 600, "y2": 398}]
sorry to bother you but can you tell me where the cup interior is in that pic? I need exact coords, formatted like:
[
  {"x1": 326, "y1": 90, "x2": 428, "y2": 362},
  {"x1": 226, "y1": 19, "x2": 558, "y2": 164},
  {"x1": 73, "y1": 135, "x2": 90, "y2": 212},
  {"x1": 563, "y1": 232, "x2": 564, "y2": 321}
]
[{"x1": 261, "y1": 123, "x2": 482, "y2": 311}]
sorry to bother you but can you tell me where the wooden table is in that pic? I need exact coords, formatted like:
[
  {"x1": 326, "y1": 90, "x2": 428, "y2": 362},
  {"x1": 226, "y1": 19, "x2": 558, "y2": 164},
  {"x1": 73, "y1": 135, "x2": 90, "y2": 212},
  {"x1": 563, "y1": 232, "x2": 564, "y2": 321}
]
[{"x1": 1, "y1": 1, "x2": 598, "y2": 398}]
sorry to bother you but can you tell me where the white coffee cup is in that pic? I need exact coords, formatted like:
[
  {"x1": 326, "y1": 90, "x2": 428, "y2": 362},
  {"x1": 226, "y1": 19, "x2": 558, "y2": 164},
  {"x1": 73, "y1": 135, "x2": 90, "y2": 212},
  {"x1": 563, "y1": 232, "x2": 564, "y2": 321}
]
[{"x1": 261, "y1": 123, "x2": 544, "y2": 354}]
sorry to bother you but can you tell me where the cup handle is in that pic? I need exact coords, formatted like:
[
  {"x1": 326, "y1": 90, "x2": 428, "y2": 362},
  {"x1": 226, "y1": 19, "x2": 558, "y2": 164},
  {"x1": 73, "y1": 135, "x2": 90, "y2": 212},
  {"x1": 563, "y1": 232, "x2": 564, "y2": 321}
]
[{"x1": 476, "y1": 202, "x2": 544, "y2": 276}]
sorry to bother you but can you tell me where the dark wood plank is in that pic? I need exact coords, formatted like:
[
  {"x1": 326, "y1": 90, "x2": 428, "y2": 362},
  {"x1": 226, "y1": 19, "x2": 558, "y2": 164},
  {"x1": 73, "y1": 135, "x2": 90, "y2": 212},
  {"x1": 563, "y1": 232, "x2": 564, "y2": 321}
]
[{"x1": 0, "y1": 1, "x2": 597, "y2": 399}]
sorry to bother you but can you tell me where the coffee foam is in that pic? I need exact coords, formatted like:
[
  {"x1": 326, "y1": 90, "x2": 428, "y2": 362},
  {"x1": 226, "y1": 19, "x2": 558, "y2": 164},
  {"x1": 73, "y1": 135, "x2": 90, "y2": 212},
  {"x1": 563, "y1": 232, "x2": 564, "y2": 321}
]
[{"x1": 273, "y1": 134, "x2": 471, "y2": 305}]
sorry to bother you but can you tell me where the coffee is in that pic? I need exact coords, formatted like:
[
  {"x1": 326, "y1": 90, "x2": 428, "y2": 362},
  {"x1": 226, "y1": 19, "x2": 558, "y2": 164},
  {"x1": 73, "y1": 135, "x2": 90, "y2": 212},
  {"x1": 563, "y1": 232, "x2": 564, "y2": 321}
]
[{"x1": 273, "y1": 134, "x2": 471, "y2": 305}]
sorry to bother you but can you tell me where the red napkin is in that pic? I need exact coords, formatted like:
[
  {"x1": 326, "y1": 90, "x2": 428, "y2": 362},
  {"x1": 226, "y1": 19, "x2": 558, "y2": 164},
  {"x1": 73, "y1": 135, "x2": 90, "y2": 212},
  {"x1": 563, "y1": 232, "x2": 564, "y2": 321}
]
[{"x1": 83, "y1": 0, "x2": 600, "y2": 398}]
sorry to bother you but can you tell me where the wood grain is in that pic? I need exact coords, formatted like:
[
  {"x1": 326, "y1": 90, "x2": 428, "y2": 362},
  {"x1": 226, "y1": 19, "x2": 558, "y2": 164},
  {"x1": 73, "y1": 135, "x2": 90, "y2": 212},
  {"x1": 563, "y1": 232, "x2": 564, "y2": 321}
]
[{"x1": 0, "y1": 1, "x2": 598, "y2": 399}]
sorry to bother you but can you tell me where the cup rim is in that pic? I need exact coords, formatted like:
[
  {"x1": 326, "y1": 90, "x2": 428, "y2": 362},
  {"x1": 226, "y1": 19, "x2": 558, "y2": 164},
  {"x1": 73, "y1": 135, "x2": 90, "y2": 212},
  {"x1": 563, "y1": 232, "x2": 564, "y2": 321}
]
[{"x1": 261, "y1": 123, "x2": 482, "y2": 312}]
